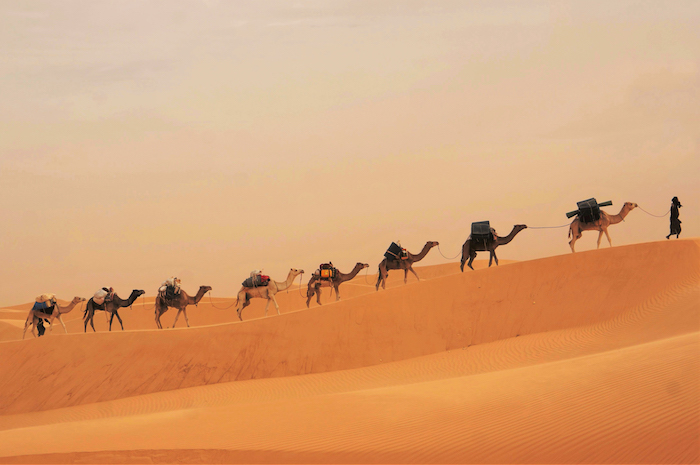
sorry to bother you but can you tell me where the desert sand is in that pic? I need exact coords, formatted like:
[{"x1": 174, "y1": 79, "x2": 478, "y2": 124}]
[{"x1": 0, "y1": 239, "x2": 698, "y2": 463}]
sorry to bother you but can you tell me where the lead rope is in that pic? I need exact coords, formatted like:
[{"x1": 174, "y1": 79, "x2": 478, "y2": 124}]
[
  {"x1": 297, "y1": 272, "x2": 306, "y2": 298},
  {"x1": 437, "y1": 244, "x2": 461, "y2": 260},
  {"x1": 363, "y1": 265, "x2": 375, "y2": 285},
  {"x1": 528, "y1": 223, "x2": 571, "y2": 229},
  {"x1": 638, "y1": 206, "x2": 670, "y2": 218},
  {"x1": 141, "y1": 294, "x2": 155, "y2": 311},
  {"x1": 207, "y1": 291, "x2": 237, "y2": 310}
]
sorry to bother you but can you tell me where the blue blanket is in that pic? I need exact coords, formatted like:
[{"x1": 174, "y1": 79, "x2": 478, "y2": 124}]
[{"x1": 32, "y1": 301, "x2": 54, "y2": 313}]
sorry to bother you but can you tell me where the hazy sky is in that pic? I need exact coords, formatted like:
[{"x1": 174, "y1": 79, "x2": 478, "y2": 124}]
[{"x1": 1, "y1": 1, "x2": 698, "y2": 306}]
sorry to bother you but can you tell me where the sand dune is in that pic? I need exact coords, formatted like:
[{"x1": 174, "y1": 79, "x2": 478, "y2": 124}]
[{"x1": 0, "y1": 240, "x2": 698, "y2": 463}]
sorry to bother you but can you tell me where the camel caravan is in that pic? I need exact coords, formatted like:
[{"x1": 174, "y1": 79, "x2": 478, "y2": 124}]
[{"x1": 21, "y1": 198, "x2": 642, "y2": 337}]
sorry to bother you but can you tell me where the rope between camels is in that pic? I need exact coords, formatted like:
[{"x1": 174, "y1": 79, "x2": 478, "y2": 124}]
[
  {"x1": 363, "y1": 266, "x2": 374, "y2": 285},
  {"x1": 437, "y1": 244, "x2": 461, "y2": 260},
  {"x1": 294, "y1": 271, "x2": 306, "y2": 298},
  {"x1": 528, "y1": 223, "x2": 571, "y2": 229},
  {"x1": 141, "y1": 294, "x2": 155, "y2": 311},
  {"x1": 207, "y1": 291, "x2": 238, "y2": 310},
  {"x1": 638, "y1": 206, "x2": 670, "y2": 218}
]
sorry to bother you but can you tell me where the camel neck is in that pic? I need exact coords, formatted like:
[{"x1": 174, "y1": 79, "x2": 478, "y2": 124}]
[
  {"x1": 191, "y1": 288, "x2": 207, "y2": 304},
  {"x1": 608, "y1": 206, "x2": 630, "y2": 225},
  {"x1": 341, "y1": 264, "x2": 365, "y2": 280},
  {"x1": 410, "y1": 243, "x2": 433, "y2": 262},
  {"x1": 58, "y1": 301, "x2": 78, "y2": 314},
  {"x1": 276, "y1": 273, "x2": 298, "y2": 291},
  {"x1": 499, "y1": 226, "x2": 523, "y2": 245}
]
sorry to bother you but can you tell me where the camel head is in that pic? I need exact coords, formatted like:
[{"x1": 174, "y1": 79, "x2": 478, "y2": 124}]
[
  {"x1": 623, "y1": 202, "x2": 638, "y2": 211},
  {"x1": 358, "y1": 263, "x2": 369, "y2": 269},
  {"x1": 289, "y1": 268, "x2": 304, "y2": 278},
  {"x1": 428, "y1": 241, "x2": 439, "y2": 248},
  {"x1": 72, "y1": 297, "x2": 87, "y2": 304},
  {"x1": 199, "y1": 286, "x2": 213, "y2": 293},
  {"x1": 131, "y1": 289, "x2": 146, "y2": 298},
  {"x1": 514, "y1": 224, "x2": 528, "y2": 231}
]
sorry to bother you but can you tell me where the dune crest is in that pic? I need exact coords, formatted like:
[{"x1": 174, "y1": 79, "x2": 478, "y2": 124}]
[{"x1": 0, "y1": 240, "x2": 698, "y2": 463}]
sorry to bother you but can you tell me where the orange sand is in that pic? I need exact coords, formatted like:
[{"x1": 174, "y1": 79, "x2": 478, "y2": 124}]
[{"x1": 0, "y1": 240, "x2": 698, "y2": 463}]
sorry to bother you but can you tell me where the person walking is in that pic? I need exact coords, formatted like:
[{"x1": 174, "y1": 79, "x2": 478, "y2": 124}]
[{"x1": 666, "y1": 196, "x2": 682, "y2": 239}]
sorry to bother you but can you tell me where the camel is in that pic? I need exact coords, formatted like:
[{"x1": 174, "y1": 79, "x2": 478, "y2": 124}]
[
  {"x1": 376, "y1": 241, "x2": 439, "y2": 290},
  {"x1": 568, "y1": 202, "x2": 637, "y2": 252},
  {"x1": 306, "y1": 262, "x2": 369, "y2": 307},
  {"x1": 83, "y1": 289, "x2": 146, "y2": 332},
  {"x1": 460, "y1": 225, "x2": 527, "y2": 271},
  {"x1": 235, "y1": 269, "x2": 304, "y2": 321},
  {"x1": 155, "y1": 285, "x2": 212, "y2": 329},
  {"x1": 22, "y1": 297, "x2": 86, "y2": 339}
]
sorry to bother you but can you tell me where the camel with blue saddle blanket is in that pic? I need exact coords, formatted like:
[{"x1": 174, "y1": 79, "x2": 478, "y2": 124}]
[{"x1": 23, "y1": 296, "x2": 86, "y2": 339}]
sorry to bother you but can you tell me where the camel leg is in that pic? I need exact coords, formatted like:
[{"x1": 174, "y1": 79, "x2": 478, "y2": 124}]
[
  {"x1": 376, "y1": 262, "x2": 388, "y2": 291},
  {"x1": 84, "y1": 308, "x2": 97, "y2": 332},
  {"x1": 22, "y1": 316, "x2": 32, "y2": 339},
  {"x1": 306, "y1": 287, "x2": 314, "y2": 308},
  {"x1": 57, "y1": 315, "x2": 68, "y2": 333},
  {"x1": 408, "y1": 266, "x2": 420, "y2": 282},
  {"x1": 492, "y1": 250, "x2": 499, "y2": 266},
  {"x1": 468, "y1": 251, "x2": 476, "y2": 270},
  {"x1": 460, "y1": 241, "x2": 470, "y2": 272},
  {"x1": 183, "y1": 308, "x2": 190, "y2": 328},
  {"x1": 172, "y1": 309, "x2": 182, "y2": 328},
  {"x1": 335, "y1": 285, "x2": 341, "y2": 301},
  {"x1": 568, "y1": 225, "x2": 578, "y2": 253},
  {"x1": 269, "y1": 294, "x2": 281, "y2": 316},
  {"x1": 316, "y1": 286, "x2": 323, "y2": 306},
  {"x1": 155, "y1": 307, "x2": 163, "y2": 330},
  {"x1": 604, "y1": 229, "x2": 612, "y2": 247},
  {"x1": 113, "y1": 311, "x2": 124, "y2": 330},
  {"x1": 596, "y1": 230, "x2": 604, "y2": 249},
  {"x1": 237, "y1": 299, "x2": 250, "y2": 321}
]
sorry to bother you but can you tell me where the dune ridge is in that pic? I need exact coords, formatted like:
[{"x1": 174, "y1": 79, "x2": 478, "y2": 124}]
[{"x1": 0, "y1": 239, "x2": 698, "y2": 463}]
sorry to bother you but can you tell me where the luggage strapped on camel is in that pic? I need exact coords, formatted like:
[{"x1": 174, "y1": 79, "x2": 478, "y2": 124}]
[
  {"x1": 158, "y1": 278, "x2": 182, "y2": 301},
  {"x1": 242, "y1": 273, "x2": 270, "y2": 288},
  {"x1": 385, "y1": 242, "x2": 409, "y2": 261},
  {"x1": 319, "y1": 263, "x2": 337, "y2": 280},
  {"x1": 32, "y1": 294, "x2": 56, "y2": 315},
  {"x1": 471, "y1": 221, "x2": 493, "y2": 247},
  {"x1": 566, "y1": 198, "x2": 613, "y2": 224}
]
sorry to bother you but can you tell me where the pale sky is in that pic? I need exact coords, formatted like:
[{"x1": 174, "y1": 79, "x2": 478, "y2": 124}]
[{"x1": 1, "y1": 1, "x2": 698, "y2": 306}]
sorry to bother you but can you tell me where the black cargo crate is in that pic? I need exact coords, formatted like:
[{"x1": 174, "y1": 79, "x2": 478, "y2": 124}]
[
  {"x1": 577, "y1": 198, "x2": 601, "y2": 223},
  {"x1": 384, "y1": 242, "x2": 403, "y2": 260},
  {"x1": 471, "y1": 221, "x2": 492, "y2": 244}
]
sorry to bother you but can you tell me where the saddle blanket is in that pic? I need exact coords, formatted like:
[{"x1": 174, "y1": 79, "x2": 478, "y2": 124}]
[
  {"x1": 242, "y1": 276, "x2": 270, "y2": 288},
  {"x1": 32, "y1": 301, "x2": 54, "y2": 314}
]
